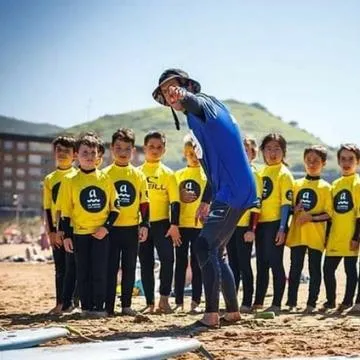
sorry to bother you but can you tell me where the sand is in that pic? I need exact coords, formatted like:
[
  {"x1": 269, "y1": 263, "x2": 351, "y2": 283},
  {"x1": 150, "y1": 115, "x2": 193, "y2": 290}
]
[{"x1": 1, "y1": 244, "x2": 360, "y2": 359}]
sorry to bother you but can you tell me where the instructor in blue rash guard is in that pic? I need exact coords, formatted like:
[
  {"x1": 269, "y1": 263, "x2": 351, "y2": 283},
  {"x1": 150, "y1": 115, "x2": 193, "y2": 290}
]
[{"x1": 152, "y1": 69, "x2": 257, "y2": 328}]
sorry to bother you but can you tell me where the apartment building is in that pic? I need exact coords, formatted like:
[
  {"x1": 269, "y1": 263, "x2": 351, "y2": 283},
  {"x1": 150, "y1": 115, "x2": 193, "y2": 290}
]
[{"x1": 0, "y1": 132, "x2": 144, "y2": 215}]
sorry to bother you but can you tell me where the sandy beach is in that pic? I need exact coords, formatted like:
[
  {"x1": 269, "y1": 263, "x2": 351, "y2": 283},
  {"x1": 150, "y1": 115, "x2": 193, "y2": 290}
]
[{"x1": 1, "y1": 243, "x2": 360, "y2": 359}]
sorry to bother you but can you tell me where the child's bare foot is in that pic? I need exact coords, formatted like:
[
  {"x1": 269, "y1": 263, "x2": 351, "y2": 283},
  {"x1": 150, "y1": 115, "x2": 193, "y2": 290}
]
[
  {"x1": 157, "y1": 296, "x2": 173, "y2": 314},
  {"x1": 221, "y1": 311, "x2": 241, "y2": 324},
  {"x1": 48, "y1": 304, "x2": 63, "y2": 315}
]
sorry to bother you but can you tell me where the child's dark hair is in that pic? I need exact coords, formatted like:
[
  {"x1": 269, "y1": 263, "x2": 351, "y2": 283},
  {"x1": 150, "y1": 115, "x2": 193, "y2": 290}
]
[
  {"x1": 303, "y1": 145, "x2": 327, "y2": 162},
  {"x1": 77, "y1": 131, "x2": 104, "y2": 155},
  {"x1": 144, "y1": 130, "x2": 166, "y2": 146},
  {"x1": 337, "y1": 143, "x2": 360, "y2": 161},
  {"x1": 260, "y1": 133, "x2": 288, "y2": 165},
  {"x1": 75, "y1": 133, "x2": 101, "y2": 152},
  {"x1": 183, "y1": 134, "x2": 193, "y2": 148},
  {"x1": 112, "y1": 128, "x2": 135, "y2": 146},
  {"x1": 52, "y1": 135, "x2": 76, "y2": 151}
]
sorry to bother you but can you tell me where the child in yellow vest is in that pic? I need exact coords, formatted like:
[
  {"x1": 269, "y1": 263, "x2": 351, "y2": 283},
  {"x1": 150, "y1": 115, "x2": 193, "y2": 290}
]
[
  {"x1": 286, "y1": 145, "x2": 332, "y2": 313},
  {"x1": 138, "y1": 131, "x2": 180, "y2": 313},
  {"x1": 321, "y1": 144, "x2": 360, "y2": 312},
  {"x1": 253, "y1": 133, "x2": 294, "y2": 313},
  {"x1": 60, "y1": 133, "x2": 120, "y2": 317},
  {"x1": 103, "y1": 128, "x2": 150, "y2": 316},
  {"x1": 226, "y1": 136, "x2": 262, "y2": 313},
  {"x1": 174, "y1": 134, "x2": 207, "y2": 313},
  {"x1": 43, "y1": 135, "x2": 77, "y2": 314}
]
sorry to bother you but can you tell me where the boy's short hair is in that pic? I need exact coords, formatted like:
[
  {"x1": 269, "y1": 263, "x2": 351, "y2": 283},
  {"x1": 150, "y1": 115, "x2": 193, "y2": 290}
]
[
  {"x1": 183, "y1": 134, "x2": 193, "y2": 148},
  {"x1": 144, "y1": 130, "x2": 166, "y2": 146},
  {"x1": 337, "y1": 143, "x2": 360, "y2": 161},
  {"x1": 75, "y1": 133, "x2": 101, "y2": 152},
  {"x1": 98, "y1": 139, "x2": 105, "y2": 157},
  {"x1": 303, "y1": 145, "x2": 327, "y2": 162},
  {"x1": 52, "y1": 135, "x2": 76, "y2": 151},
  {"x1": 243, "y1": 135, "x2": 257, "y2": 149},
  {"x1": 244, "y1": 135, "x2": 258, "y2": 157},
  {"x1": 112, "y1": 128, "x2": 135, "y2": 146}
]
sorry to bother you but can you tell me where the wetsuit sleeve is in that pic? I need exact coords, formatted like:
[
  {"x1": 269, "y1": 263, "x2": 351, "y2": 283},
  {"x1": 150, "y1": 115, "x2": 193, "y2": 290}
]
[
  {"x1": 168, "y1": 172, "x2": 180, "y2": 203},
  {"x1": 103, "y1": 211, "x2": 119, "y2": 232},
  {"x1": 352, "y1": 218, "x2": 360, "y2": 242},
  {"x1": 279, "y1": 204, "x2": 291, "y2": 232},
  {"x1": 170, "y1": 202, "x2": 180, "y2": 226},
  {"x1": 249, "y1": 212, "x2": 260, "y2": 232},
  {"x1": 45, "y1": 209, "x2": 56, "y2": 233},
  {"x1": 139, "y1": 202, "x2": 150, "y2": 229},
  {"x1": 180, "y1": 93, "x2": 217, "y2": 121},
  {"x1": 109, "y1": 181, "x2": 121, "y2": 213},
  {"x1": 201, "y1": 181, "x2": 212, "y2": 204},
  {"x1": 60, "y1": 217, "x2": 71, "y2": 239},
  {"x1": 139, "y1": 173, "x2": 150, "y2": 228}
]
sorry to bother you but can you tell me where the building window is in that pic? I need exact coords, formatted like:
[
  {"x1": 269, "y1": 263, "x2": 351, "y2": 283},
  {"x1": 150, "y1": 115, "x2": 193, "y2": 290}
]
[
  {"x1": 16, "y1": 168, "x2": 25, "y2": 177},
  {"x1": 29, "y1": 167, "x2": 42, "y2": 176},
  {"x1": 17, "y1": 155, "x2": 26, "y2": 163},
  {"x1": 29, "y1": 142, "x2": 52, "y2": 152},
  {"x1": 28, "y1": 194, "x2": 39, "y2": 203},
  {"x1": 3, "y1": 179, "x2": 12, "y2": 188},
  {"x1": 29, "y1": 154, "x2": 42, "y2": 165},
  {"x1": 4, "y1": 154, "x2": 13, "y2": 162},
  {"x1": 3, "y1": 167, "x2": 12, "y2": 176},
  {"x1": 17, "y1": 142, "x2": 27, "y2": 151},
  {"x1": 4, "y1": 141, "x2": 13, "y2": 150},
  {"x1": 16, "y1": 181, "x2": 25, "y2": 190},
  {"x1": 30, "y1": 181, "x2": 41, "y2": 190},
  {"x1": 1, "y1": 192, "x2": 12, "y2": 206},
  {"x1": 4, "y1": 180, "x2": 13, "y2": 188}
]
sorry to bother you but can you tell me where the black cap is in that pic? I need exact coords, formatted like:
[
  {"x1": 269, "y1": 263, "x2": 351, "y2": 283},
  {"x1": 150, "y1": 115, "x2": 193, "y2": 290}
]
[{"x1": 152, "y1": 68, "x2": 201, "y2": 106}]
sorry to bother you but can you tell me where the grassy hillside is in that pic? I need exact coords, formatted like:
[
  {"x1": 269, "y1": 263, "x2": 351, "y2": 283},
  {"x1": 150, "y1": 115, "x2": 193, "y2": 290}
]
[
  {"x1": 0, "y1": 115, "x2": 63, "y2": 136},
  {"x1": 66, "y1": 100, "x2": 339, "y2": 179}
]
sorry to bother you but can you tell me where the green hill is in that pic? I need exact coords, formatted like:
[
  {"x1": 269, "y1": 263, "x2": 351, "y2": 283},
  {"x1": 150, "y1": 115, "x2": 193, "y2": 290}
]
[
  {"x1": 66, "y1": 99, "x2": 339, "y2": 179},
  {"x1": 0, "y1": 115, "x2": 63, "y2": 136}
]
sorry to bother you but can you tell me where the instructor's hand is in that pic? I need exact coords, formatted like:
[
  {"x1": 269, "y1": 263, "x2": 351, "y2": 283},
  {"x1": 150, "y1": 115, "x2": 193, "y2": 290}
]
[{"x1": 167, "y1": 86, "x2": 186, "y2": 105}]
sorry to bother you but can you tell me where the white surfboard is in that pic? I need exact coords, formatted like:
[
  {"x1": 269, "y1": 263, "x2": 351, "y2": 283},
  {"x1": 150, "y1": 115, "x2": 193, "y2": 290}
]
[
  {"x1": 272, "y1": 357, "x2": 360, "y2": 360},
  {"x1": 0, "y1": 327, "x2": 69, "y2": 351},
  {"x1": 0, "y1": 337, "x2": 201, "y2": 360}
]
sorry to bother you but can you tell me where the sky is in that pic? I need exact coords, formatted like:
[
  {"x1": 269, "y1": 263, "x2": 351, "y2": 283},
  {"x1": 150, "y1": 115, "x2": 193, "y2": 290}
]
[{"x1": 0, "y1": 0, "x2": 359, "y2": 146}]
